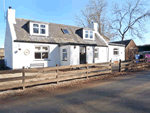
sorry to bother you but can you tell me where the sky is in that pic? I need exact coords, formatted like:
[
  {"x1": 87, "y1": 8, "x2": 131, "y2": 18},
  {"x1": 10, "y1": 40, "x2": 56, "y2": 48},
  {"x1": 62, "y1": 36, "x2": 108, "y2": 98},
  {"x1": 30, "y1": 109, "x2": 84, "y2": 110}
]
[{"x1": 0, "y1": 0, "x2": 150, "y2": 48}]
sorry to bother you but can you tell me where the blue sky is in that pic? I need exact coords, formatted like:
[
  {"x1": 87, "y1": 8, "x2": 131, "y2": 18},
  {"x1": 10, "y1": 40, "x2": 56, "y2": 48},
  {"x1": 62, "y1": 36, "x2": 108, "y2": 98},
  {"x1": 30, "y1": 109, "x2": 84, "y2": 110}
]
[{"x1": 0, "y1": 0, "x2": 150, "y2": 48}]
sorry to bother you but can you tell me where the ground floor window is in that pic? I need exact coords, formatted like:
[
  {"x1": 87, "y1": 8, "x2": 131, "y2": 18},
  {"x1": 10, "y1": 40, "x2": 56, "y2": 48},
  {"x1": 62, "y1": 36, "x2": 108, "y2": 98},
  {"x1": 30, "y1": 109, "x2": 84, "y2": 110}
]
[
  {"x1": 35, "y1": 46, "x2": 49, "y2": 59},
  {"x1": 113, "y1": 48, "x2": 119, "y2": 55},
  {"x1": 94, "y1": 48, "x2": 99, "y2": 58},
  {"x1": 62, "y1": 49, "x2": 67, "y2": 61}
]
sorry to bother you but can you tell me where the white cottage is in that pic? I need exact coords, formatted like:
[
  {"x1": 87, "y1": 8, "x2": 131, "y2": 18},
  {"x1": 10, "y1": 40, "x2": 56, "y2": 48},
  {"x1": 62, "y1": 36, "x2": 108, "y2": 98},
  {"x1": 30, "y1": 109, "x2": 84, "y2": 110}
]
[{"x1": 4, "y1": 7, "x2": 125, "y2": 69}]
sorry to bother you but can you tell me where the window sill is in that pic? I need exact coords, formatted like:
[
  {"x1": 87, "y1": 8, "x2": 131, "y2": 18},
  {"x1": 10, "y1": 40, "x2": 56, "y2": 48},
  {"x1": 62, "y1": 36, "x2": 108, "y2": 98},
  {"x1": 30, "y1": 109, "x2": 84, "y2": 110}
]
[
  {"x1": 84, "y1": 38, "x2": 94, "y2": 40},
  {"x1": 62, "y1": 60, "x2": 67, "y2": 61},
  {"x1": 30, "y1": 34, "x2": 48, "y2": 37},
  {"x1": 113, "y1": 55, "x2": 119, "y2": 57},
  {"x1": 34, "y1": 59, "x2": 51, "y2": 61}
]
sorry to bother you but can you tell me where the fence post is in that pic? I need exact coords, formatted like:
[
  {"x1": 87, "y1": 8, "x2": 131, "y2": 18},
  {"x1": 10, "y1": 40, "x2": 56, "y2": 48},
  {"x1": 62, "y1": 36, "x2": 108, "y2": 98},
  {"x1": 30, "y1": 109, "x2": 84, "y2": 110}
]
[
  {"x1": 133, "y1": 60, "x2": 135, "y2": 70},
  {"x1": 109, "y1": 60, "x2": 112, "y2": 73},
  {"x1": 22, "y1": 66, "x2": 25, "y2": 90},
  {"x1": 146, "y1": 57, "x2": 148, "y2": 67},
  {"x1": 56, "y1": 64, "x2": 59, "y2": 84},
  {"x1": 86, "y1": 62, "x2": 88, "y2": 79},
  {"x1": 119, "y1": 59, "x2": 121, "y2": 72}
]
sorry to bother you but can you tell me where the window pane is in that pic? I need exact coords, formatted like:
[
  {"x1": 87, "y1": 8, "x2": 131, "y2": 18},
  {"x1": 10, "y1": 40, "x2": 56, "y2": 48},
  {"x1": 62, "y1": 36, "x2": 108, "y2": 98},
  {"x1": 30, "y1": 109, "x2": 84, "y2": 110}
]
[
  {"x1": 114, "y1": 51, "x2": 119, "y2": 55},
  {"x1": 35, "y1": 47, "x2": 41, "y2": 50},
  {"x1": 85, "y1": 31, "x2": 88, "y2": 33},
  {"x1": 33, "y1": 28, "x2": 39, "y2": 33},
  {"x1": 94, "y1": 49, "x2": 98, "y2": 52},
  {"x1": 95, "y1": 53, "x2": 98, "y2": 58},
  {"x1": 85, "y1": 34, "x2": 88, "y2": 38},
  {"x1": 40, "y1": 29, "x2": 45, "y2": 34},
  {"x1": 33, "y1": 24, "x2": 39, "y2": 27},
  {"x1": 90, "y1": 34, "x2": 93, "y2": 38},
  {"x1": 35, "y1": 52, "x2": 41, "y2": 59},
  {"x1": 63, "y1": 49, "x2": 67, "y2": 52},
  {"x1": 40, "y1": 25, "x2": 45, "y2": 28},
  {"x1": 80, "y1": 47, "x2": 85, "y2": 53},
  {"x1": 62, "y1": 29, "x2": 69, "y2": 34},
  {"x1": 42, "y1": 52, "x2": 48, "y2": 59},
  {"x1": 63, "y1": 53, "x2": 67, "y2": 60},
  {"x1": 42, "y1": 47, "x2": 48, "y2": 51}
]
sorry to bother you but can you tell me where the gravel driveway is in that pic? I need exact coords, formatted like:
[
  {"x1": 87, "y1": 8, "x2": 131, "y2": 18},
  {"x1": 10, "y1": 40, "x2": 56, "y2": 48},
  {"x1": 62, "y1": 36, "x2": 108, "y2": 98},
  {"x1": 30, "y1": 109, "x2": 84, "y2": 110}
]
[{"x1": 0, "y1": 70, "x2": 150, "y2": 113}]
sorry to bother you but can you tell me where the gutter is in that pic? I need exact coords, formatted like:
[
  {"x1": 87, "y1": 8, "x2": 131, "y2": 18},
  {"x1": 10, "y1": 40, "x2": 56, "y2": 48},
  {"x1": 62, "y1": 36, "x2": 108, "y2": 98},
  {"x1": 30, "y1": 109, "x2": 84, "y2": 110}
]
[{"x1": 108, "y1": 43, "x2": 125, "y2": 47}]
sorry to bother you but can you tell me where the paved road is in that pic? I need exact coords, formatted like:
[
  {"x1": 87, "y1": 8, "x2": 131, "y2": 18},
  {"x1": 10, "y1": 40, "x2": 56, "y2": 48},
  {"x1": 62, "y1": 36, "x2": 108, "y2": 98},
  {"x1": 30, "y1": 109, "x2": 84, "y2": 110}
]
[{"x1": 0, "y1": 70, "x2": 150, "y2": 113}]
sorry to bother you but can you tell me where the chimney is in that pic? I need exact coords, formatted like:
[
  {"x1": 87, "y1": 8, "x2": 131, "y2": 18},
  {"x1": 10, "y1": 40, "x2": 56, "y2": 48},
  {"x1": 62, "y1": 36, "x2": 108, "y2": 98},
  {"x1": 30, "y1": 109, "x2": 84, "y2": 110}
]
[
  {"x1": 89, "y1": 22, "x2": 98, "y2": 32},
  {"x1": 7, "y1": 6, "x2": 16, "y2": 24}
]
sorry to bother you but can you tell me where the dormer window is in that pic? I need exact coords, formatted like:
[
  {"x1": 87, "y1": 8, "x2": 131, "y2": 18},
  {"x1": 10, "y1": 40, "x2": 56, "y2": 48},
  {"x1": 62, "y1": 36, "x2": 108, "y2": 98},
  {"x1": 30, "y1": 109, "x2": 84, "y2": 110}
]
[
  {"x1": 30, "y1": 22, "x2": 48, "y2": 36},
  {"x1": 84, "y1": 30, "x2": 94, "y2": 40}
]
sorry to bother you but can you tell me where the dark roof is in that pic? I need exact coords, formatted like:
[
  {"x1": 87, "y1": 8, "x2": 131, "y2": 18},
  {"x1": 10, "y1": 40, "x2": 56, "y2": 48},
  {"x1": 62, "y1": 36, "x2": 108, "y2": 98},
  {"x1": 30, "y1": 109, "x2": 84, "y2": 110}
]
[
  {"x1": 110, "y1": 39, "x2": 132, "y2": 47},
  {"x1": 14, "y1": 18, "x2": 107, "y2": 46},
  {"x1": 108, "y1": 43, "x2": 125, "y2": 47}
]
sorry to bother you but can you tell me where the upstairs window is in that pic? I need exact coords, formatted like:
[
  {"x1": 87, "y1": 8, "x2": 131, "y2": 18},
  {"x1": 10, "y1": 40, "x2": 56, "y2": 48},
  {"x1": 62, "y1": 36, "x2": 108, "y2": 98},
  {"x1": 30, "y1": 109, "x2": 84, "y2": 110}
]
[
  {"x1": 30, "y1": 22, "x2": 48, "y2": 36},
  {"x1": 113, "y1": 48, "x2": 119, "y2": 55},
  {"x1": 33, "y1": 24, "x2": 46, "y2": 34},
  {"x1": 62, "y1": 29, "x2": 69, "y2": 34},
  {"x1": 85, "y1": 30, "x2": 93, "y2": 39},
  {"x1": 94, "y1": 48, "x2": 99, "y2": 58},
  {"x1": 35, "y1": 46, "x2": 49, "y2": 60}
]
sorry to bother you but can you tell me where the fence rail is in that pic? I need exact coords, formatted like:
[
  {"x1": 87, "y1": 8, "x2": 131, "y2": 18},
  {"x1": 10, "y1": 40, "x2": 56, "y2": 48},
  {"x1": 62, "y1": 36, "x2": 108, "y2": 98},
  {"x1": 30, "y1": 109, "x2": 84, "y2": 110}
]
[
  {"x1": 120, "y1": 58, "x2": 150, "y2": 72},
  {"x1": 0, "y1": 62, "x2": 111, "y2": 91},
  {"x1": 0, "y1": 58, "x2": 149, "y2": 91}
]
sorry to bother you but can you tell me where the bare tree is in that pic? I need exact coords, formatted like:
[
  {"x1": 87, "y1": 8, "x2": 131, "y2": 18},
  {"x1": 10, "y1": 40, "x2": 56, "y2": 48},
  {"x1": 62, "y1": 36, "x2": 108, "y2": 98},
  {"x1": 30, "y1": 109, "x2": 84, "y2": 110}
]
[
  {"x1": 74, "y1": 0, "x2": 113, "y2": 41},
  {"x1": 111, "y1": 0, "x2": 150, "y2": 41}
]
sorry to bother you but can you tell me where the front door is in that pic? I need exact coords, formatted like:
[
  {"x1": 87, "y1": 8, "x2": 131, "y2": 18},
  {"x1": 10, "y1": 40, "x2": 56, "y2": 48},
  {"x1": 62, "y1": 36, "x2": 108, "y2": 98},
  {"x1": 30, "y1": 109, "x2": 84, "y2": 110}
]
[{"x1": 80, "y1": 46, "x2": 86, "y2": 64}]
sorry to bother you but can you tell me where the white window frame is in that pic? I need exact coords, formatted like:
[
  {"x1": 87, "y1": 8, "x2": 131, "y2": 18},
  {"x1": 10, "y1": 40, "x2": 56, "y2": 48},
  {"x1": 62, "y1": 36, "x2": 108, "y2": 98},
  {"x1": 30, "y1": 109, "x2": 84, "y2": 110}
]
[
  {"x1": 83, "y1": 29, "x2": 94, "y2": 40},
  {"x1": 94, "y1": 48, "x2": 99, "y2": 59},
  {"x1": 34, "y1": 46, "x2": 49, "y2": 60},
  {"x1": 30, "y1": 22, "x2": 49, "y2": 37},
  {"x1": 113, "y1": 48, "x2": 119, "y2": 56},
  {"x1": 62, "y1": 49, "x2": 67, "y2": 61}
]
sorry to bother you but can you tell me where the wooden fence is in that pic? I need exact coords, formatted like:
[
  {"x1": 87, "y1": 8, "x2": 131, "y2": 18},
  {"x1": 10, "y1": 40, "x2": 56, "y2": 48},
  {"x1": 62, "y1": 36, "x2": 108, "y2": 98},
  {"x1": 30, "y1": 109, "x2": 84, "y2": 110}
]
[
  {"x1": 0, "y1": 62, "x2": 111, "y2": 91},
  {"x1": 119, "y1": 58, "x2": 150, "y2": 72},
  {"x1": 0, "y1": 58, "x2": 149, "y2": 91}
]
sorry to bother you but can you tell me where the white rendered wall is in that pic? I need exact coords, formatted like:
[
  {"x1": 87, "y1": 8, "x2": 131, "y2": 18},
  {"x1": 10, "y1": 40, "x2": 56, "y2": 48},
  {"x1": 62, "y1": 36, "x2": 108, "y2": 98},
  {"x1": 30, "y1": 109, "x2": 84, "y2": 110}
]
[
  {"x1": 4, "y1": 20, "x2": 13, "y2": 69},
  {"x1": 13, "y1": 42, "x2": 60, "y2": 69},
  {"x1": 60, "y1": 45, "x2": 70, "y2": 66},
  {"x1": 94, "y1": 47, "x2": 108, "y2": 63},
  {"x1": 86, "y1": 46, "x2": 94, "y2": 64},
  {"x1": 70, "y1": 45, "x2": 80, "y2": 65},
  {"x1": 108, "y1": 45, "x2": 125, "y2": 63},
  {"x1": 4, "y1": 9, "x2": 17, "y2": 69}
]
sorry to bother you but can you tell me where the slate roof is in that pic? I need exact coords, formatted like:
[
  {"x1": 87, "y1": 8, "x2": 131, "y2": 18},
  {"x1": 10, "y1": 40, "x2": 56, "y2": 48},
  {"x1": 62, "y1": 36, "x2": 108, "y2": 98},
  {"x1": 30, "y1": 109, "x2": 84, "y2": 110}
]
[
  {"x1": 13, "y1": 18, "x2": 107, "y2": 46},
  {"x1": 111, "y1": 39, "x2": 132, "y2": 47}
]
